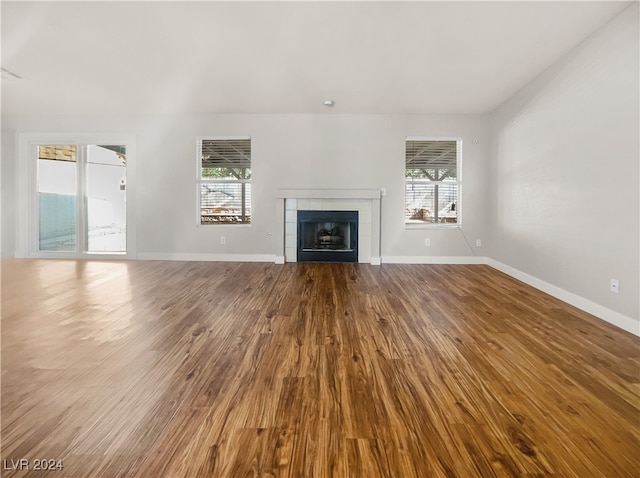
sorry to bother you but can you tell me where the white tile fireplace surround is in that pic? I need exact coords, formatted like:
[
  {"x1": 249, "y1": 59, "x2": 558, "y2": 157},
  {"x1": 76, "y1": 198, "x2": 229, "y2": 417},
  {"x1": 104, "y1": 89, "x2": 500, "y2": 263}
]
[{"x1": 275, "y1": 189, "x2": 382, "y2": 265}]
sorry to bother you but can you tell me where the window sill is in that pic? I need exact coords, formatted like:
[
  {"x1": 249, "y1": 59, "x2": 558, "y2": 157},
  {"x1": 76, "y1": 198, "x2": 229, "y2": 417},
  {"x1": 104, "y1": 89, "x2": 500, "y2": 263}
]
[
  {"x1": 197, "y1": 223, "x2": 251, "y2": 228},
  {"x1": 405, "y1": 222, "x2": 461, "y2": 230}
]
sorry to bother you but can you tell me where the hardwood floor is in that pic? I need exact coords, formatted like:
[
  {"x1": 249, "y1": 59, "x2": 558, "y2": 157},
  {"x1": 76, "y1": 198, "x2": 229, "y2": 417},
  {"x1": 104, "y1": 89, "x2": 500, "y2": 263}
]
[{"x1": 1, "y1": 259, "x2": 638, "y2": 477}]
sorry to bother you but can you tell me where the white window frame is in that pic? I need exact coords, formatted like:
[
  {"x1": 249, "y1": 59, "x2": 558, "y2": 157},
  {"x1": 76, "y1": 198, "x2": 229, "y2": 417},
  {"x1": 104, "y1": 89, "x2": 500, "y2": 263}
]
[
  {"x1": 16, "y1": 133, "x2": 137, "y2": 259},
  {"x1": 405, "y1": 136, "x2": 462, "y2": 229},
  {"x1": 196, "y1": 136, "x2": 252, "y2": 227}
]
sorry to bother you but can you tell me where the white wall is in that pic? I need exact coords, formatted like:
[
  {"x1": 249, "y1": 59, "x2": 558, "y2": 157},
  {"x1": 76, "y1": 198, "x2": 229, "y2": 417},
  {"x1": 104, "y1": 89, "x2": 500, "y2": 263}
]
[
  {"x1": 488, "y1": 4, "x2": 639, "y2": 328},
  {"x1": 1, "y1": 113, "x2": 489, "y2": 260}
]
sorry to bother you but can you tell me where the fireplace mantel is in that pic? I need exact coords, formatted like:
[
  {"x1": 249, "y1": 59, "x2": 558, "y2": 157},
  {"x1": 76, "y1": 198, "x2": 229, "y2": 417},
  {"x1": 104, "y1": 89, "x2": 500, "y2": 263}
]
[
  {"x1": 275, "y1": 188, "x2": 382, "y2": 265},
  {"x1": 277, "y1": 188, "x2": 382, "y2": 200}
]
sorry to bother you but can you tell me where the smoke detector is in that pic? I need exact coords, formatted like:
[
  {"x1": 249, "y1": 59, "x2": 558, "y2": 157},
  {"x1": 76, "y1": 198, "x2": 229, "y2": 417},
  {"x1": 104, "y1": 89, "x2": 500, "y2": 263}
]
[{"x1": 323, "y1": 99, "x2": 335, "y2": 107}]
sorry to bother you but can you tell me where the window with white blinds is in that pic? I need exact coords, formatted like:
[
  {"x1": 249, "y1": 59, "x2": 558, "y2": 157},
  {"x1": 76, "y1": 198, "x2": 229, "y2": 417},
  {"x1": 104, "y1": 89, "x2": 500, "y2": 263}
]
[
  {"x1": 405, "y1": 138, "x2": 461, "y2": 225},
  {"x1": 197, "y1": 137, "x2": 251, "y2": 224}
]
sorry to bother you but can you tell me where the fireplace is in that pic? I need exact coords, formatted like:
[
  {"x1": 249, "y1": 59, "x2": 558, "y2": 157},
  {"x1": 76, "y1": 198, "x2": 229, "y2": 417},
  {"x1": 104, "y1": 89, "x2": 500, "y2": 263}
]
[
  {"x1": 297, "y1": 210, "x2": 358, "y2": 262},
  {"x1": 276, "y1": 188, "x2": 382, "y2": 265}
]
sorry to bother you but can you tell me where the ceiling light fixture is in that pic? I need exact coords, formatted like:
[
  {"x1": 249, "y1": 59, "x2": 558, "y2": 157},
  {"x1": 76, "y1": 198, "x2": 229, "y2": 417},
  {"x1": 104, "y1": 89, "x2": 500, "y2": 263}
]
[{"x1": 323, "y1": 99, "x2": 335, "y2": 107}]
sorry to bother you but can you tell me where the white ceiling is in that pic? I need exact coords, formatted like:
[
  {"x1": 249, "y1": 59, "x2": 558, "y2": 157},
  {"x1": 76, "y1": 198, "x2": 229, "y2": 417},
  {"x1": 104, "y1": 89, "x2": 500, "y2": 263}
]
[{"x1": 1, "y1": 1, "x2": 632, "y2": 115}]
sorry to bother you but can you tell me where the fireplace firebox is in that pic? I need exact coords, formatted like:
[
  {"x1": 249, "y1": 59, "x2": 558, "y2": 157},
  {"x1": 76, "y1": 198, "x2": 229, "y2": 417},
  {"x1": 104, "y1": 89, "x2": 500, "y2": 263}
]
[{"x1": 297, "y1": 210, "x2": 358, "y2": 262}]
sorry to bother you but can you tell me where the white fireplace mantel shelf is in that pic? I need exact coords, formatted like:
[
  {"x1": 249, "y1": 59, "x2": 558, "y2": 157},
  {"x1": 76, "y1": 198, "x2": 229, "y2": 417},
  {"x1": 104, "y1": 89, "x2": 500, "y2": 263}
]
[
  {"x1": 275, "y1": 188, "x2": 382, "y2": 265},
  {"x1": 277, "y1": 188, "x2": 382, "y2": 200}
]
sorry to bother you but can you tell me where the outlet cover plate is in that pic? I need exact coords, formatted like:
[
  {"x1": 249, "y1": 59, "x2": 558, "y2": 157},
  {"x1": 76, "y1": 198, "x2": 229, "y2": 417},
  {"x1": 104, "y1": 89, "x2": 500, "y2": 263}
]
[{"x1": 610, "y1": 278, "x2": 619, "y2": 293}]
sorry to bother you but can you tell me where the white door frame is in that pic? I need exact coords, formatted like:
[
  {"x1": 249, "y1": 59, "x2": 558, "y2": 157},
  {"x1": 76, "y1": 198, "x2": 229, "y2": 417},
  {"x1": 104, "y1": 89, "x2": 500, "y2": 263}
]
[{"x1": 16, "y1": 133, "x2": 137, "y2": 259}]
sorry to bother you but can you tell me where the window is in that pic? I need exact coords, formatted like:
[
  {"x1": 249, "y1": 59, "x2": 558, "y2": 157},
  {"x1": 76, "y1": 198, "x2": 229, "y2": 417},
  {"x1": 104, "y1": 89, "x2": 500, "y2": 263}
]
[
  {"x1": 198, "y1": 137, "x2": 251, "y2": 224},
  {"x1": 405, "y1": 138, "x2": 461, "y2": 225}
]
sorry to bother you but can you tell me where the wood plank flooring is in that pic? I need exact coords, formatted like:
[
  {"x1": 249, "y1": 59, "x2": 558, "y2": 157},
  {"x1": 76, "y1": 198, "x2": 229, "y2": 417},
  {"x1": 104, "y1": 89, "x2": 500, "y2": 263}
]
[{"x1": 1, "y1": 259, "x2": 638, "y2": 477}]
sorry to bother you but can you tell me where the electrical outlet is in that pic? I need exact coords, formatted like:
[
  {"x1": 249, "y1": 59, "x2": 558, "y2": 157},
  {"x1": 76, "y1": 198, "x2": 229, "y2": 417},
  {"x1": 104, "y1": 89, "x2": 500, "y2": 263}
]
[
  {"x1": 425, "y1": 238, "x2": 431, "y2": 247},
  {"x1": 380, "y1": 187, "x2": 386, "y2": 196},
  {"x1": 610, "y1": 278, "x2": 619, "y2": 294},
  {"x1": 476, "y1": 239, "x2": 482, "y2": 247},
  {"x1": 220, "y1": 236, "x2": 226, "y2": 245}
]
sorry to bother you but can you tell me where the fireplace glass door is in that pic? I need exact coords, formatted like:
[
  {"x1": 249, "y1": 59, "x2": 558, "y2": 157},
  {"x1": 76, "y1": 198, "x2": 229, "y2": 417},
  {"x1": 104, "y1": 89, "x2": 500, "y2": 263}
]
[{"x1": 297, "y1": 210, "x2": 358, "y2": 262}]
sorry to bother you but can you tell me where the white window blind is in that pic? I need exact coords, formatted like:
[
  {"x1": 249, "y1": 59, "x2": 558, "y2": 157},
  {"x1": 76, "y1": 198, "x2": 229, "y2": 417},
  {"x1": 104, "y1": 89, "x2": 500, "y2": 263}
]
[{"x1": 198, "y1": 138, "x2": 251, "y2": 224}]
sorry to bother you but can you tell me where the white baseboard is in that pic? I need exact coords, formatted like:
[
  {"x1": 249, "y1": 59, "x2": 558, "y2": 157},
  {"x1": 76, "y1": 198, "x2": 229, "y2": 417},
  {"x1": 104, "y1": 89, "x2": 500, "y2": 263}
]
[
  {"x1": 136, "y1": 252, "x2": 275, "y2": 263},
  {"x1": 487, "y1": 258, "x2": 639, "y2": 337},
  {"x1": 370, "y1": 257, "x2": 381, "y2": 266},
  {"x1": 381, "y1": 255, "x2": 486, "y2": 265}
]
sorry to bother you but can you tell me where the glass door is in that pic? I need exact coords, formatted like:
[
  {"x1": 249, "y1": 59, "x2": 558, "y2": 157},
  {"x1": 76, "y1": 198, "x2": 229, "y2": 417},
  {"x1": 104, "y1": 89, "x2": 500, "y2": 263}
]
[
  {"x1": 36, "y1": 143, "x2": 127, "y2": 254},
  {"x1": 37, "y1": 145, "x2": 78, "y2": 251},
  {"x1": 86, "y1": 145, "x2": 127, "y2": 252}
]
